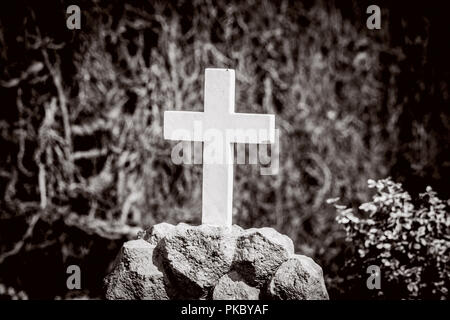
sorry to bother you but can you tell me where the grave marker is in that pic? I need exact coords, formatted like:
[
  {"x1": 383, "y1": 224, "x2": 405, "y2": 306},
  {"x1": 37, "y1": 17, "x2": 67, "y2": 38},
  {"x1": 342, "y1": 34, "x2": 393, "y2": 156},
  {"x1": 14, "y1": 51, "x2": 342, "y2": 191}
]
[{"x1": 164, "y1": 68, "x2": 275, "y2": 227}]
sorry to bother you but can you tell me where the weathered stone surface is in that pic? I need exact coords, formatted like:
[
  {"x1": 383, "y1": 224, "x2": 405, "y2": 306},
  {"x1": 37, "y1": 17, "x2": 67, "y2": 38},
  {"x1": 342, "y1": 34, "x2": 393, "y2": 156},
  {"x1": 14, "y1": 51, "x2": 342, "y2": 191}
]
[
  {"x1": 232, "y1": 228, "x2": 294, "y2": 287},
  {"x1": 212, "y1": 271, "x2": 260, "y2": 300},
  {"x1": 104, "y1": 223, "x2": 328, "y2": 300},
  {"x1": 104, "y1": 239, "x2": 169, "y2": 300},
  {"x1": 158, "y1": 224, "x2": 241, "y2": 298},
  {"x1": 267, "y1": 255, "x2": 329, "y2": 300},
  {"x1": 141, "y1": 222, "x2": 177, "y2": 245}
]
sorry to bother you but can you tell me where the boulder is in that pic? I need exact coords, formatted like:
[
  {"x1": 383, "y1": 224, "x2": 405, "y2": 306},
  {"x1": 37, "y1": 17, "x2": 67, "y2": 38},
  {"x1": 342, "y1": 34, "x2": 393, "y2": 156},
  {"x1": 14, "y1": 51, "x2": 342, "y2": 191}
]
[
  {"x1": 104, "y1": 223, "x2": 329, "y2": 300},
  {"x1": 267, "y1": 255, "x2": 329, "y2": 300},
  {"x1": 157, "y1": 224, "x2": 241, "y2": 298},
  {"x1": 104, "y1": 239, "x2": 169, "y2": 300},
  {"x1": 232, "y1": 228, "x2": 294, "y2": 287}
]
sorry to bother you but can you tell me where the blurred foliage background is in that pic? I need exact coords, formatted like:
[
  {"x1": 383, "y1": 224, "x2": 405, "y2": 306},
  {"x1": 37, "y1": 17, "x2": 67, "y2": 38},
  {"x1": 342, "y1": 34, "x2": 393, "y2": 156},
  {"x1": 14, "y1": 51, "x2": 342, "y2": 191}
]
[{"x1": 0, "y1": 0, "x2": 449, "y2": 299}]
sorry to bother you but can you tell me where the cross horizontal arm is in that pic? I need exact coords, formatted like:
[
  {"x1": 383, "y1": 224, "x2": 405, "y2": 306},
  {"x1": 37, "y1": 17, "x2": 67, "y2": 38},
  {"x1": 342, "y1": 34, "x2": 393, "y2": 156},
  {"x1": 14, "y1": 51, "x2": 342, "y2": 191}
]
[
  {"x1": 164, "y1": 111, "x2": 205, "y2": 141},
  {"x1": 227, "y1": 113, "x2": 275, "y2": 144}
]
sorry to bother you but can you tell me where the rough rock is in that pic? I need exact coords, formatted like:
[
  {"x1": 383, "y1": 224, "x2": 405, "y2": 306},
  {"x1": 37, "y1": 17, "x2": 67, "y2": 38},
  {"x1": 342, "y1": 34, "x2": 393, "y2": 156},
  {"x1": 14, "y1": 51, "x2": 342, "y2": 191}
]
[
  {"x1": 104, "y1": 223, "x2": 328, "y2": 300},
  {"x1": 267, "y1": 255, "x2": 329, "y2": 300},
  {"x1": 104, "y1": 239, "x2": 169, "y2": 300},
  {"x1": 212, "y1": 271, "x2": 260, "y2": 300},
  {"x1": 140, "y1": 222, "x2": 177, "y2": 245},
  {"x1": 232, "y1": 227, "x2": 294, "y2": 287},
  {"x1": 158, "y1": 224, "x2": 241, "y2": 298}
]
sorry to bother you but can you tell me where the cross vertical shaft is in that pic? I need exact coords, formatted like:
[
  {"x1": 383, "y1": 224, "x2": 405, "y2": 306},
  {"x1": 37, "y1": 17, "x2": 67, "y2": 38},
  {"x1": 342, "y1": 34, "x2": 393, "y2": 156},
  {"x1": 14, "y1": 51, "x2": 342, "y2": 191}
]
[{"x1": 202, "y1": 69, "x2": 235, "y2": 226}]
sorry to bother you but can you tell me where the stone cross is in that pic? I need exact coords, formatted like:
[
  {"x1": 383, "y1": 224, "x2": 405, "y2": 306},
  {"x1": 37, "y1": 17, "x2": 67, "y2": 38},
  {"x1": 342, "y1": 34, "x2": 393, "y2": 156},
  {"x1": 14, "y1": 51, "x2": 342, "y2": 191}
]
[{"x1": 164, "y1": 68, "x2": 275, "y2": 227}]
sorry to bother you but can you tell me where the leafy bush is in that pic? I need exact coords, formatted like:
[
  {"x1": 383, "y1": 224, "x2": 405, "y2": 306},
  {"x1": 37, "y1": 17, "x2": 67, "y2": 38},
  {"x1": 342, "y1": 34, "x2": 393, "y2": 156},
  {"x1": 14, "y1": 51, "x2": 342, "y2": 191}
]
[
  {"x1": 334, "y1": 178, "x2": 450, "y2": 299},
  {"x1": 0, "y1": 283, "x2": 28, "y2": 300}
]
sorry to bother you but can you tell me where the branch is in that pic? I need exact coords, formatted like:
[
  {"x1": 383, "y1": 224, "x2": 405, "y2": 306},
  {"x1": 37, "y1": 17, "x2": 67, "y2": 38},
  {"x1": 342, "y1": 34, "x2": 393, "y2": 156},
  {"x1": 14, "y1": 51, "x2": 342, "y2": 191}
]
[{"x1": 0, "y1": 212, "x2": 41, "y2": 264}]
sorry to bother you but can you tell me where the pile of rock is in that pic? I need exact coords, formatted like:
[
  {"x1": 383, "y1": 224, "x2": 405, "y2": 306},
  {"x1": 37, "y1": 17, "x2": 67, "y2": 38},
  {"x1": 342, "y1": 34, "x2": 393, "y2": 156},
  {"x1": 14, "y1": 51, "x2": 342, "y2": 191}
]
[{"x1": 104, "y1": 223, "x2": 329, "y2": 300}]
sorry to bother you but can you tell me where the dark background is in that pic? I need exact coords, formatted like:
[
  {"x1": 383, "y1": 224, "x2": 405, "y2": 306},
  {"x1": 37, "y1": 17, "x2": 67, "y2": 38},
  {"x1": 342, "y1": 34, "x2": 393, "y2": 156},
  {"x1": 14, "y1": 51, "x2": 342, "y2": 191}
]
[{"x1": 0, "y1": 0, "x2": 449, "y2": 299}]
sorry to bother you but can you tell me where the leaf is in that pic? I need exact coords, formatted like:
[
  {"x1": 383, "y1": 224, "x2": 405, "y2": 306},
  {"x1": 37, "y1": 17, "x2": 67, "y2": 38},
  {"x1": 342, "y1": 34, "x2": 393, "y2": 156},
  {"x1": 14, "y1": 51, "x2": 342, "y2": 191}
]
[{"x1": 326, "y1": 197, "x2": 340, "y2": 204}]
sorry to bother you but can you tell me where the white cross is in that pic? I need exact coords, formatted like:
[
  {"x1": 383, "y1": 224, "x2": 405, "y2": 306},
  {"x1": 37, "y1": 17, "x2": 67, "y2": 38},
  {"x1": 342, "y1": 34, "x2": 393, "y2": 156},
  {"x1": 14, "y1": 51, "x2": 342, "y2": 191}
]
[{"x1": 164, "y1": 68, "x2": 275, "y2": 227}]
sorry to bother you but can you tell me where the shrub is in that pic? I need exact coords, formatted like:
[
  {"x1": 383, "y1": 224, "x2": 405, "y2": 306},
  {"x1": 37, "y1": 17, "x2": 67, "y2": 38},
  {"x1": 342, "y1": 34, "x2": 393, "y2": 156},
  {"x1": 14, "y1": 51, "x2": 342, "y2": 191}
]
[
  {"x1": 0, "y1": 283, "x2": 28, "y2": 300},
  {"x1": 334, "y1": 178, "x2": 450, "y2": 299}
]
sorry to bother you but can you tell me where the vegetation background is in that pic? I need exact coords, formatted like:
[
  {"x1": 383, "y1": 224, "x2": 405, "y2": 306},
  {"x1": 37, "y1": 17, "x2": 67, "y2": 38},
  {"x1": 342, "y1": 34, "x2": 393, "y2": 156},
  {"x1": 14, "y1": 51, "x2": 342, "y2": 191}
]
[{"x1": 0, "y1": 0, "x2": 448, "y2": 299}]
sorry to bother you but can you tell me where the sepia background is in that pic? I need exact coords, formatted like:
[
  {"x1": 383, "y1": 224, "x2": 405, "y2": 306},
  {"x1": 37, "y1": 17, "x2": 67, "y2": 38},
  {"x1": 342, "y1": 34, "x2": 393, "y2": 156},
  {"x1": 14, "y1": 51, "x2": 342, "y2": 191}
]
[{"x1": 0, "y1": 0, "x2": 449, "y2": 299}]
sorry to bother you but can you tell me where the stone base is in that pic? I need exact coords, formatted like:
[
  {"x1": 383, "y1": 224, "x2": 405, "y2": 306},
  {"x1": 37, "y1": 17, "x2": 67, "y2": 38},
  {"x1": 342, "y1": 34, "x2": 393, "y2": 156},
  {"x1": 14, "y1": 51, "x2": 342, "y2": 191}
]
[{"x1": 104, "y1": 223, "x2": 329, "y2": 300}]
